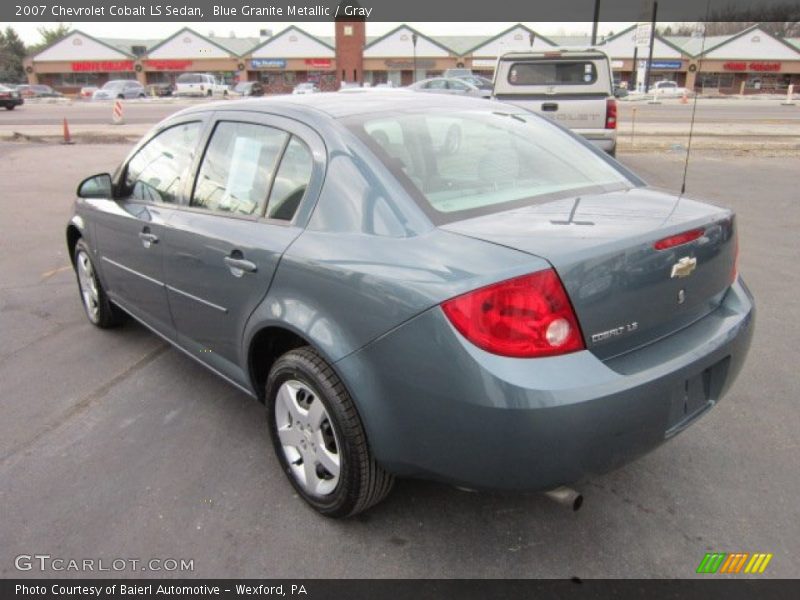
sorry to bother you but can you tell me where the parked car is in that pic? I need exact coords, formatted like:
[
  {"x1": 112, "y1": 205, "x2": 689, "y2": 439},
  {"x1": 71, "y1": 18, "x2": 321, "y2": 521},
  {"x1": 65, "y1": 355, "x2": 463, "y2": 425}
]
[
  {"x1": 0, "y1": 82, "x2": 19, "y2": 90},
  {"x1": 613, "y1": 84, "x2": 629, "y2": 98},
  {"x1": 67, "y1": 92, "x2": 754, "y2": 518},
  {"x1": 292, "y1": 82, "x2": 320, "y2": 95},
  {"x1": 16, "y1": 84, "x2": 62, "y2": 98},
  {"x1": 175, "y1": 73, "x2": 229, "y2": 97},
  {"x1": 93, "y1": 80, "x2": 146, "y2": 100},
  {"x1": 408, "y1": 77, "x2": 491, "y2": 98},
  {"x1": 79, "y1": 85, "x2": 99, "y2": 99},
  {"x1": 0, "y1": 84, "x2": 24, "y2": 110},
  {"x1": 443, "y1": 68, "x2": 473, "y2": 78},
  {"x1": 231, "y1": 81, "x2": 265, "y2": 97},
  {"x1": 493, "y1": 49, "x2": 618, "y2": 155},
  {"x1": 651, "y1": 80, "x2": 693, "y2": 98},
  {"x1": 453, "y1": 74, "x2": 493, "y2": 91},
  {"x1": 145, "y1": 83, "x2": 174, "y2": 97}
]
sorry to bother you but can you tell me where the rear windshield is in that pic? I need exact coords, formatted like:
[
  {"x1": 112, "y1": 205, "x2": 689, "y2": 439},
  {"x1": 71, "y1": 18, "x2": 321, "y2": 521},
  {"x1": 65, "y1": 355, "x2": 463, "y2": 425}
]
[
  {"x1": 345, "y1": 109, "x2": 632, "y2": 224},
  {"x1": 508, "y1": 61, "x2": 598, "y2": 86}
]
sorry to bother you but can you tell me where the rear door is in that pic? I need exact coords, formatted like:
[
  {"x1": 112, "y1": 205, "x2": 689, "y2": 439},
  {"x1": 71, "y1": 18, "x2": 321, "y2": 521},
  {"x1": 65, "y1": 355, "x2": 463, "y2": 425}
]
[
  {"x1": 92, "y1": 119, "x2": 206, "y2": 337},
  {"x1": 162, "y1": 111, "x2": 323, "y2": 384}
]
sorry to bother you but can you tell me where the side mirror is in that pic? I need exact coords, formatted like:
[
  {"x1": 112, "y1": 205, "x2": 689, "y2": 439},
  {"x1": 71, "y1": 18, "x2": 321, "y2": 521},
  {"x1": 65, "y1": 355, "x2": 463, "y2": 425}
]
[{"x1": 77, "y1": 173, "x2": 112, "y2": 199}]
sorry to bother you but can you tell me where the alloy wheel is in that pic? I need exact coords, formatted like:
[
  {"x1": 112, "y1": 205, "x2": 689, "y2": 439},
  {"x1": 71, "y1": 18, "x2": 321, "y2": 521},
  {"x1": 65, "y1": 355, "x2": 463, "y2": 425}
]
[
  {"x1": 76, "y1": 250, "x2": 100, "y2": 323},
  {"x1": 274, "y1": 380, "x2": 341, "y2": 496}
]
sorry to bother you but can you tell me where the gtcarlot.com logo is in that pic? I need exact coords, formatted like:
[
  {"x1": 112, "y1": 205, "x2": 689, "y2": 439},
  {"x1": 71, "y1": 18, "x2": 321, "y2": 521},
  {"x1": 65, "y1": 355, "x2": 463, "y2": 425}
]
[
  {"x1": 696, "y1": 552, "x2": 773, "y2": 574},
  {"x1": 15, "y1": 554, "x2": 194, "y2": 572}
]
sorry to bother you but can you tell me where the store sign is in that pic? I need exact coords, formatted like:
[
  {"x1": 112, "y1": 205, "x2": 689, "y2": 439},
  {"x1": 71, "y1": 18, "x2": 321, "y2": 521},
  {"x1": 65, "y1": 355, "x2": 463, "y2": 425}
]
[
  {"x1": 638, "y1": 60, "x2": 682, "y2": 70},
  {"x1": 724, "y1": 61, "x2": 781, "y2": 72},
  {"x1": 304, "y1": 59, "x2": 332, "y2": 68},
  {"x1": 651, "y1": 60, "x2": 682, "y2": 70},
  {"x1": 635, "y1": 23, "x2": 652, "y2": 48},
  {"x1": 251, "y1": 58, "x2": 287, "y2": 69},
  {"x1": 144, "y1": 60, "x2": 193, "y2": 71},
  {"x1": 384, "y1": 59, "x2": 436, "y2": 69},
  {"x1": 71, "y1": 60, "x2": 134, "y2": 72}
]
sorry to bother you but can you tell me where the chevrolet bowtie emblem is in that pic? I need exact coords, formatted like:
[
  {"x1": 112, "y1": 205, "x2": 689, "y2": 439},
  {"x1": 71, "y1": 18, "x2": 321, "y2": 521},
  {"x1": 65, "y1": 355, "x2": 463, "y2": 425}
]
[{"x1": 671, "y1": 256, "x2": 697, "y2": 279}]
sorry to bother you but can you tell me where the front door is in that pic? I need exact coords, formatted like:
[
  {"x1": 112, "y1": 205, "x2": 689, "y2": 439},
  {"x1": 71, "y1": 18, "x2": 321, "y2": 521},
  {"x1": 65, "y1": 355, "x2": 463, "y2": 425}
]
[
  {"x1": 93, "y1": 120, "x2": 204, "y2": 337},
  {"x1": 163, "y1": 114, "x2": 318, "y2": 384}
]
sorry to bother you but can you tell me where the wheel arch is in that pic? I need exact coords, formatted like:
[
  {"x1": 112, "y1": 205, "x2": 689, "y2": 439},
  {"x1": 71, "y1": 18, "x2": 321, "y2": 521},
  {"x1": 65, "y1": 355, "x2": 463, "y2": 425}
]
[
  {"x1": 66, "y1": 221, "x2": 83, "y2": 266},
  {"x1": 247, "y1": 325, "x2": 313, "y2": 402}
]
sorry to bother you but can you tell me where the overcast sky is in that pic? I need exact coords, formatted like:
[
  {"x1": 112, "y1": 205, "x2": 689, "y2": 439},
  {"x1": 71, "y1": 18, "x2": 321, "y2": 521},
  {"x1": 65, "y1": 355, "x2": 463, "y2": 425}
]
[{"x1": 10, "y1": 21, "x2": 637, "y2": 45}]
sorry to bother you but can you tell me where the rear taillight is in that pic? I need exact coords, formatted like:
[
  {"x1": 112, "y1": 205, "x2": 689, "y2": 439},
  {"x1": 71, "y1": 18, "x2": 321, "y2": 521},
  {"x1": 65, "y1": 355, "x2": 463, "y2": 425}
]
[
  {"x1": 653, "y1": 228, "x2": 705, "y2": 251},
  {"x1": 605, "y1": 97, "x2": 617, "y2": 129},
  {"x1": 731, "y1": 232, "x2": 739, "y2": 283},
  {"x1": 441, "y1": 269, "x2": 585, "y2": 358}
]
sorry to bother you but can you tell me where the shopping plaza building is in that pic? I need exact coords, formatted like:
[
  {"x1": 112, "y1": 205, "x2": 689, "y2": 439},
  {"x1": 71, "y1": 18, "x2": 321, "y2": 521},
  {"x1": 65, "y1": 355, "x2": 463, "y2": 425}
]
[{"x1": 22, "y1": 21, "x2": 800, "y2": 95}]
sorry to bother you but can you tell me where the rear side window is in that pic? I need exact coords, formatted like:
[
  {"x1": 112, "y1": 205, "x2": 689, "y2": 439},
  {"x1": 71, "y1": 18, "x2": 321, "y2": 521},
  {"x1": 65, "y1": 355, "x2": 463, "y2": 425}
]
[
  {"x1": 265, "y1": 137, "x2": 313, "y2": 221},
  {"x1": 508, "y1": 61, "x2": 598, "y2": 85},
  {"x1": 123, "y1": 122, "x2": 202, "y2": 204},
  {"x1": 192, "y1": 122, "x2": 288, "y2": 216}
]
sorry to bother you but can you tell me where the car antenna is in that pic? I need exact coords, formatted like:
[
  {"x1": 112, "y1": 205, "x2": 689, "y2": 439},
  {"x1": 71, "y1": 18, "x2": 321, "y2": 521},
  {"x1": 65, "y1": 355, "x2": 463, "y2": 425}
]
[{"x1": 680, "y1": 0, "x2": 712, "y2": 196}]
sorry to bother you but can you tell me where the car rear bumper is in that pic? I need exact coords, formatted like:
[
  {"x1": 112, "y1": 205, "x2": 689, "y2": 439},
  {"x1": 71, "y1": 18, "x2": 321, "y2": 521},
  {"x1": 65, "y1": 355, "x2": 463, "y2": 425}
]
[
  {"x1": 335, "y1": 277, "x2": 754, "y2": 490},
  {"x1": 574, "y1": 128, "x2": 617, "y2": 152}
]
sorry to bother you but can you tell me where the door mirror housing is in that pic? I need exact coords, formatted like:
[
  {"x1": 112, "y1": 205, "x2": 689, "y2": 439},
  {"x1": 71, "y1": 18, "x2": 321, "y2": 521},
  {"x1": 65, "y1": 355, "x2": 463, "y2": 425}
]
[{"x1": 77, "y1": 173, "x2": 112, "y2": 199}]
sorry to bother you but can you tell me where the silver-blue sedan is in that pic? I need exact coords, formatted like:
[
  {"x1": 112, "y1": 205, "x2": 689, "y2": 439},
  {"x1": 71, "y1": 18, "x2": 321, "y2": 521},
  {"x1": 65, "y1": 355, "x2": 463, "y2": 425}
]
[{"x1": 66, "y1": 92, "x2": 754, "y2": 517}]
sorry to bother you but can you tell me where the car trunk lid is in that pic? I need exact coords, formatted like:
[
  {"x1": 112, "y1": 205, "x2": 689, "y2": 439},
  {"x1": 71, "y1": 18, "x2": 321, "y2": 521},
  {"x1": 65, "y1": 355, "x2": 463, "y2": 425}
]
[{"x1": 441, "y1": 188, "x2": 737, "y2": 359}]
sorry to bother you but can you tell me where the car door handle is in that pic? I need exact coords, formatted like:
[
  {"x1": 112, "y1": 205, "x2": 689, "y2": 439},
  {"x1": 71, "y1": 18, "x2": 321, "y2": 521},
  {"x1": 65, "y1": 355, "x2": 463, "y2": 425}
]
[
  {"x1": 138, "y1": 230, "x2": 159, "y2": 247},
  {"x1": 542, "y1": 103, "x2": 559, "y2": 112},
  {"x1": 224, "y1": 256, "x2": 257, "y2": 275}
]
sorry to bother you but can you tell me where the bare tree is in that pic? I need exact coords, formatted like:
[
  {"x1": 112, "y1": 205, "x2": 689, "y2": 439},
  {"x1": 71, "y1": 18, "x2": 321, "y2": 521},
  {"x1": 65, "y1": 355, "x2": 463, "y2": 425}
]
[{"x1": 703, "y1": 2, "x2": 800, "y2": 37}]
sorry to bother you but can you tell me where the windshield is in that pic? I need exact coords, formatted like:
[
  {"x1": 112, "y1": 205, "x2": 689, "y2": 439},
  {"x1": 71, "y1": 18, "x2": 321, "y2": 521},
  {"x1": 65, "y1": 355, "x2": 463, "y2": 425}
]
[
  {"x1": 345, "y1": 109, "x2": 632, "y2": 223},
  {"x1": 102, "y1": 81, "x2": 126, "y2": 90}
]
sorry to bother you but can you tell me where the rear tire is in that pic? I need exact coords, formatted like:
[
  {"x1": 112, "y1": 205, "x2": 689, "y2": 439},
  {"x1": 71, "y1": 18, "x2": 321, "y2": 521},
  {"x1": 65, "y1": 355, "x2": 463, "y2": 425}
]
[
  {"x1": 5, "y1": 105, "x2": 14, "y2": 110},
  {"x1": 73, "y1": 239, "x2": 123, "y2": 328},
  {"x1": 266, "y1": 347, "x2": 394, "y2": 518}
]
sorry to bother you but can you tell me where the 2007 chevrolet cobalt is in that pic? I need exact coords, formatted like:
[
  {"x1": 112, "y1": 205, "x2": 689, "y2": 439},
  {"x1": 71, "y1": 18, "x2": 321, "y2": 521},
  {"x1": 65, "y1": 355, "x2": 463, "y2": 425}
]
[{"x1": 67, "y1": 92, "x2": 754, "y2": 517}]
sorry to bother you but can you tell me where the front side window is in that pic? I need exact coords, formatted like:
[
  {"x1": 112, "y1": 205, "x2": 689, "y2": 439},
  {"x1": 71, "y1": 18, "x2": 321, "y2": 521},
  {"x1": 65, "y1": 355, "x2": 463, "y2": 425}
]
[
  {"x1": 123, "y1": 122, "x2": 202, "y2": 203},
  {"x1": 192, "y1": 122, "x2": 287, "y2": 216},
  {"x1": 347, "y1": 110, "x2": 632, "y2": 223}
]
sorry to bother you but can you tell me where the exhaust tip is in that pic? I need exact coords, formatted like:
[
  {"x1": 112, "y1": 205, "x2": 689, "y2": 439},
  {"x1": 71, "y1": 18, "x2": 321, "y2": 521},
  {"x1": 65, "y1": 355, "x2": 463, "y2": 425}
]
[{"x1": 544, "y1": 486, "x2": 583, "y2": 511}]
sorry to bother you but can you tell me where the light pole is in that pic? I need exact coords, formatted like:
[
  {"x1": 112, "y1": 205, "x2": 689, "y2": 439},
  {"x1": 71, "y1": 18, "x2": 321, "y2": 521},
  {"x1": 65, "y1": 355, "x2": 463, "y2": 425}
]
[{"x1": 412, "y1": 32, "x2": 418, "y2": 83}]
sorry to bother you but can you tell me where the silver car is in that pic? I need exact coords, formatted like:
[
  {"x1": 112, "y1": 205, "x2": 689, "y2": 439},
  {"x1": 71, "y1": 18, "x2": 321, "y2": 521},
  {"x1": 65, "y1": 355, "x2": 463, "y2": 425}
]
[
  {"x1": 92, "y1": 80, "x2": 146, "y2": 100},
  {"x1": 409, "y1": 77, "x2": 491, "y2": 98}
]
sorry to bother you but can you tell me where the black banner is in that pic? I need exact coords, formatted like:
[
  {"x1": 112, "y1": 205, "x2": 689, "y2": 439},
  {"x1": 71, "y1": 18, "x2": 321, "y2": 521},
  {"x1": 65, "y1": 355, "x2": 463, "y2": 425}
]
[
  {"x1": 4, "y1": 0, "x2": 800, "y2": 22},
  {"x1": 3, "y1": 579, "x2": 800, "y2": 600}
]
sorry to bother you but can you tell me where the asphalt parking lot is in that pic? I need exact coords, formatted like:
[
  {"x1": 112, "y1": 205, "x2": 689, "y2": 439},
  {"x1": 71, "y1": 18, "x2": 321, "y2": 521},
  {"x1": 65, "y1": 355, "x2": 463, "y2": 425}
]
[{"x1": 0, "y1": 142, "x2": 798, "y2": 578}]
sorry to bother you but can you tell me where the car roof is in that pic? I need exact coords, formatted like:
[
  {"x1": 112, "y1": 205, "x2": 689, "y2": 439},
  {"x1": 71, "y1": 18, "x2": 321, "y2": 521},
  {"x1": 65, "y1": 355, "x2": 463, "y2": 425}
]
[{"x1": 176, "y1": 91, "x2": 515, "y2": 121}]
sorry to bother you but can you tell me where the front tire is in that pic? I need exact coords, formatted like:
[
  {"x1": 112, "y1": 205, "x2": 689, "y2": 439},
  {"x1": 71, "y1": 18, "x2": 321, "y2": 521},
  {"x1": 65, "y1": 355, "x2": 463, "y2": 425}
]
[
  {"x1": 5, "y1": 105, "x2": 15, "y2": 110},
  {"x1": 266, "y1": 347, "x2": 394, "y2": 518},
  {"x1": 73, "y1": 239, "x2": 123, "y2": 328}
]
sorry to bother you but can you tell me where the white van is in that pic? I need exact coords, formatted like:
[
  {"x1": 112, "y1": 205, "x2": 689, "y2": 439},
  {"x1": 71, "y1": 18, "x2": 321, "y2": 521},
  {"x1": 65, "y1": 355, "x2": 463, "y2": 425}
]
[
  {"x1": 493, "y1": 49, "x2": 617, "y2": 155},
  {"x1": 175, "y1": 73, "x2": 229, "y2": 97}
]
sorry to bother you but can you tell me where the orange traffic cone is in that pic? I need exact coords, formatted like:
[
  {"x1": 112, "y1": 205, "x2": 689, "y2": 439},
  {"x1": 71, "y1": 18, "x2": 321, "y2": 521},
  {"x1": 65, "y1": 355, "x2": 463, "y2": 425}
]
[
  {"x1": 62, "y1": 117, "x2": 74, "y2": 145},
  {"x1": 681, "y1": 90, "x2": 688, "y2": 104}
]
